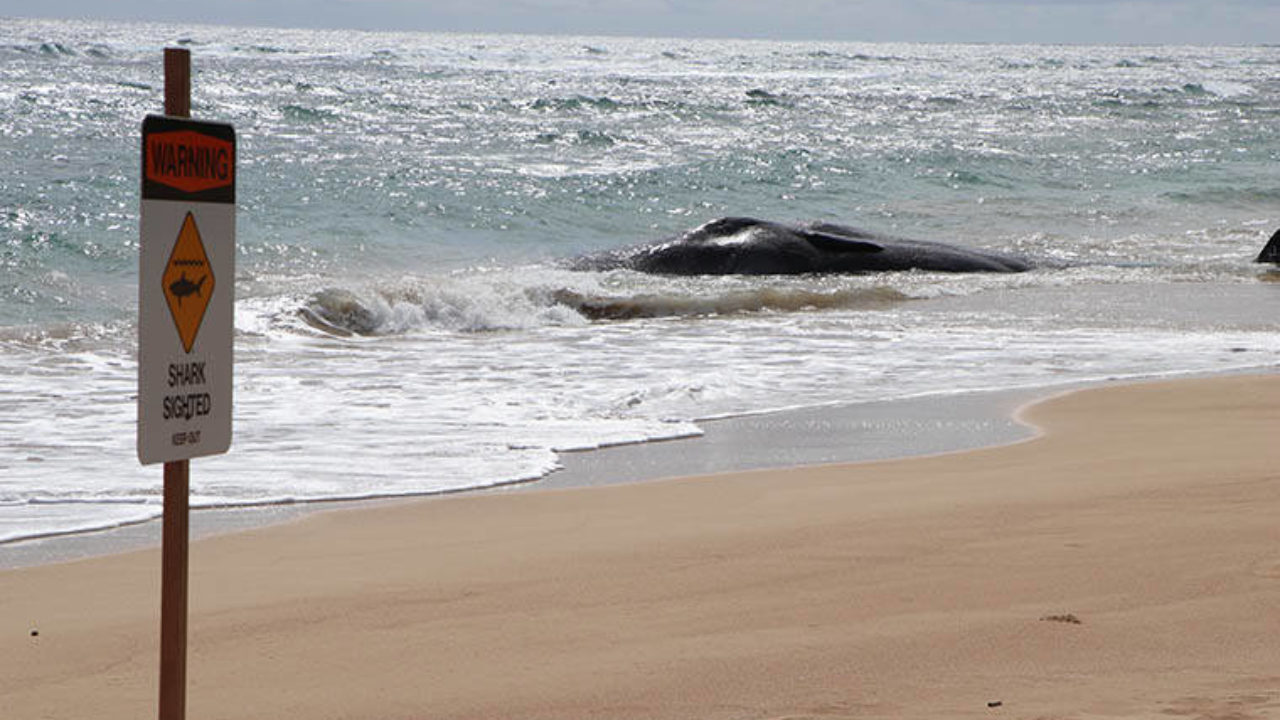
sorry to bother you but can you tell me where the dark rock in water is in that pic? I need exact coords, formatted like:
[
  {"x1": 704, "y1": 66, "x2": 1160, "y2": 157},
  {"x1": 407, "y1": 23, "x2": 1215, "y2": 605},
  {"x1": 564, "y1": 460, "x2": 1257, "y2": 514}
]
[{"x1": 568, "y1": 216, "x2": 1032, "y2": 276}]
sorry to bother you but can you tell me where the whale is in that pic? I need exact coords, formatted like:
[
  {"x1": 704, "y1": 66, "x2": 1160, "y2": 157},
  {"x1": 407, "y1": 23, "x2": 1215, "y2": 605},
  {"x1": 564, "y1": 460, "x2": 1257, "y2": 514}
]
[{"x1": 569, "y1": 217, "x2": 1033, "y2": 275}]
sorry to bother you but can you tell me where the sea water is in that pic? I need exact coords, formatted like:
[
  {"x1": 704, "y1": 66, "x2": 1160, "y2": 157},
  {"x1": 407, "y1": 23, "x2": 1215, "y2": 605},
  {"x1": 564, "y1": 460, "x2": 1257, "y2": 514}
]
[{"x1": 2, "y1": 17, "x2": 1278, "y2": 544}]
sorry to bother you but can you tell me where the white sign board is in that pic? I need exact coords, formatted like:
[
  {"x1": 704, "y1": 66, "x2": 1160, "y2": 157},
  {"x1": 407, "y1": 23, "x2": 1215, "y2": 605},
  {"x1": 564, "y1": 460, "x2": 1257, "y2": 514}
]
[{"x1": 138, "y1": 115, "x2": 235, "y2": 464}]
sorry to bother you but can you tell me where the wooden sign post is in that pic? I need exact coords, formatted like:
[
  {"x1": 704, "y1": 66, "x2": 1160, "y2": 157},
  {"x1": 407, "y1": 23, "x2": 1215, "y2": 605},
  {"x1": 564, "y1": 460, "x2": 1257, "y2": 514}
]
[
  {"x1": 160, "y1": 47, "x2": 191, "y2": 720},
  {"x1": 138, "y1": 47, "x2": 237, "y2": 720}
]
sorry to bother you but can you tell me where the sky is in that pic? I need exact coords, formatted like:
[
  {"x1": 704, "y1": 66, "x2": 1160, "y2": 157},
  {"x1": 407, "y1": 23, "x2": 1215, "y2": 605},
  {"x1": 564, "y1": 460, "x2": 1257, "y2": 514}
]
[{"x1": 3, "y1": 0, "x2": 1280, "y2": 45}]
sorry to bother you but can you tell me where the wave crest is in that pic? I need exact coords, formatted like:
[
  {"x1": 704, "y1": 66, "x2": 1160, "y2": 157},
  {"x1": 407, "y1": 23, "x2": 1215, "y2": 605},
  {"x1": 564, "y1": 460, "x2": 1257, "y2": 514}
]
[
  {"x1": 297, "y1": 277, "x2": 588, "y2": 336},
  {"x1": 296, "y1": 274, "x2": 913, "y2": 336}
]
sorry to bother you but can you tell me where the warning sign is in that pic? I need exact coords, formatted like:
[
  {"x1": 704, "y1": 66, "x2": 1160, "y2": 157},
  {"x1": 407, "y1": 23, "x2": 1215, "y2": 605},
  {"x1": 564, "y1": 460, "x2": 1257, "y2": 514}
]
[
  {"x1": 145, "y1": 129, "x2": 234, "y2": 196},
  {"x1": 138, "y1": 115, "x2": 235, "y2": 465},
  {"x1": 142, "y1": 116, "x2": 235, "y2": 203},
  {"x1": 162, "y1": 213, "x2": 215, "y2": 353}
]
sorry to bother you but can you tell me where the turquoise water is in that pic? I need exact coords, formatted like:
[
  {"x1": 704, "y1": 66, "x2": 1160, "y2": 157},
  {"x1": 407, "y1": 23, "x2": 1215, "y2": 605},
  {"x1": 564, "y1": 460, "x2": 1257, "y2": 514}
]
[{"x1": 2, "y1": 17, "x2": 1278, "y2": 544}]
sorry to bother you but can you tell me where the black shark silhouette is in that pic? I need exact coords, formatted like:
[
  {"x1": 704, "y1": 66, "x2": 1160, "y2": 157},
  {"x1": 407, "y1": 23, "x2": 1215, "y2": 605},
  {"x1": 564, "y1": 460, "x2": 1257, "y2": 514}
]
[{"x1": 169, "y1": 272, "x2": 207, "y2": 305}]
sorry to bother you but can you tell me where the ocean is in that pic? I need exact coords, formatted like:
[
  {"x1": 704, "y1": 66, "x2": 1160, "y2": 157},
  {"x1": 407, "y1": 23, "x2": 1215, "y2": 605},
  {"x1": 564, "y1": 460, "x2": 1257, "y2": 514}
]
[{"x1": 2, "y1": 17, "x2": 1278, "y2": 546}]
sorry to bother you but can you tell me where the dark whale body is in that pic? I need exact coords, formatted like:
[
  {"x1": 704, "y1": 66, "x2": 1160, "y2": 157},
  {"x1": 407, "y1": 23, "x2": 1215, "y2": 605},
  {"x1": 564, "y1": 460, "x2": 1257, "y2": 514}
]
[{"x1": 571, "y1": 217, "x2": 1032, "y2": 275}]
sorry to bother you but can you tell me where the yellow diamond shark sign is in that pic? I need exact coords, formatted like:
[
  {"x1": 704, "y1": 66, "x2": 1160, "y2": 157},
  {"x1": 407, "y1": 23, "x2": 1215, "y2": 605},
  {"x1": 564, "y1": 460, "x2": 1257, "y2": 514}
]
[
  {"x1": 138, "y1": 115, "x2": 235, "y2": 464},
  {"x1": 163, "y1": 212, "x2": 215, "y2": 353}
]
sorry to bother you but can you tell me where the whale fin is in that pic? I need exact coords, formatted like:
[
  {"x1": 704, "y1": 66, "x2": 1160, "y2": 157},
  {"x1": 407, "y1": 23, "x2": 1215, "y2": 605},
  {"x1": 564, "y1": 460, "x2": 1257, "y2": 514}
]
[
  {"x1": 798, "y1": 229, "x2": 884, "y2": 254},
  {"x1": 1257, "y1": 228, "x2": 1280, "y2": 264}
]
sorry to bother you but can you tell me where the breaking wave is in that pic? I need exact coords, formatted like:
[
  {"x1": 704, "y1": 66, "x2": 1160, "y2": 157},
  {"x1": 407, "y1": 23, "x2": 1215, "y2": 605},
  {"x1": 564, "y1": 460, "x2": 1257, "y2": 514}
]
[{"x1": 295, "y1": 272, "x2": 914, "y2": 336}]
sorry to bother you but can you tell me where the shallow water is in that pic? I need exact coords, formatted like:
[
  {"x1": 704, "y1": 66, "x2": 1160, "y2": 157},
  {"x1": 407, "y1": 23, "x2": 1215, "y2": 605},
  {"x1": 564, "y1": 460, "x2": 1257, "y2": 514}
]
[{"x1": 2, "y1": 18, "x2": 1278, "y2": 544}]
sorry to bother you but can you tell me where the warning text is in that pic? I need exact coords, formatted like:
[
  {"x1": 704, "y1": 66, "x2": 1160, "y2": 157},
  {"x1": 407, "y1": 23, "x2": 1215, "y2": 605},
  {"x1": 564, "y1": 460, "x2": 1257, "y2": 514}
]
[{"x1": 164, "y1": 362, "x2": 212, "y2": 424}]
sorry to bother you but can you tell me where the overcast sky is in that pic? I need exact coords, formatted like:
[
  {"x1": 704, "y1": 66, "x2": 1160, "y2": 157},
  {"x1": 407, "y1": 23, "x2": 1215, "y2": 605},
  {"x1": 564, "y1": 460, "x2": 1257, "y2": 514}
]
[{"x1": 4, "y1": 0, "x2": 1280, "y2": 45}]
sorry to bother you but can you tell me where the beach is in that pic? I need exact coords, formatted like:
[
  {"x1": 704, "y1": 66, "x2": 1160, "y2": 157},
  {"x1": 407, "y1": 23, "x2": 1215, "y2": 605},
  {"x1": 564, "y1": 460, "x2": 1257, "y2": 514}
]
[
  {"x1": 5, "y1": 22, "x2": 1280, "y2": 720},
  {"x1": 3, "y1": 372, "x2": 1279, "y2": 719}
]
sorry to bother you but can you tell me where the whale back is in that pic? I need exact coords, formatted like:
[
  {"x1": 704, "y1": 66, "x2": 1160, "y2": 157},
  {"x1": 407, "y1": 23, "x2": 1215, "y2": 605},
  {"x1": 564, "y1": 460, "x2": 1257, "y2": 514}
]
[
  {"x1": 674, "y1": 218, "x2": 886, "y2": 274},
  {"x1": 671, "y1": 217, "x2": 822, "y2": 274},
  {"x1": 800, "y1": 221, "x2": 1032, "y2": 273},
  {"x1": 795, "y1": 228, "x2": 885, "y2": 255},
  {"x1": 568, "y1": 216, "x2": 1032, "y2": 275}
]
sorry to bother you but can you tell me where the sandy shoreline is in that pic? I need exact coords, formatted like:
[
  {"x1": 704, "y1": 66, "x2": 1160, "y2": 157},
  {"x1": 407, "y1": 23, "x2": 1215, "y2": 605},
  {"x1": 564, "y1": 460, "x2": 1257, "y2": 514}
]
[{"x1": 4, "y1": 373, "x2": 1280, "y2": 719}]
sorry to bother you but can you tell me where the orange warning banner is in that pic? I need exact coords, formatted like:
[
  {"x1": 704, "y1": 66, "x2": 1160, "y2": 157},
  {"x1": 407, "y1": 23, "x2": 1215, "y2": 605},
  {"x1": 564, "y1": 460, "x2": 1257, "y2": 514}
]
[
  {"x1": 146, "y1": 130, "x2": 233, "y2": 194},
  {"x1": 141, "y1": 116, "x2": 236, "y2": 203}
]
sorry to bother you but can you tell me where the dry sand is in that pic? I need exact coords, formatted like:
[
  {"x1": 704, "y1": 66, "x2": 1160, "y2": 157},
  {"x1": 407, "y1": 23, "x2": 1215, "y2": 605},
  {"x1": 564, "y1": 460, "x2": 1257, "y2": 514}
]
[{"x1": 3, "y1": 374, "x2": 1279, "y2": 719}]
